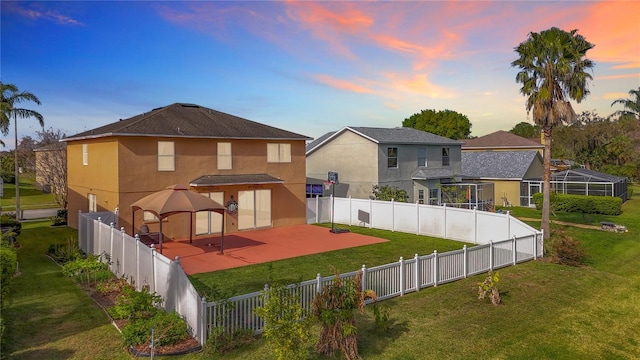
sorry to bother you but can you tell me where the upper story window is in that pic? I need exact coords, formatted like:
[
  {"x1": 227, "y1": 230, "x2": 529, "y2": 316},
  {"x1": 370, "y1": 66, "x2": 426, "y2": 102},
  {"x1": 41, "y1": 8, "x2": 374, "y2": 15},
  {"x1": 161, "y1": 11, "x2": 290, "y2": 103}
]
[
  {"x1": 267, "y1": 143, "x2": 291, "y2": 163},
  {"x1": 158, "y1": 141, "x2": 175, "y2": 171},
  {"x1": 387, "y1": 147, "x2": 398, "y2": 168},
  {"x1": 442, "y1": 147, "x2": 450, "y2": 166},
  {"x1": 82, "y1": 144, "x2": 88, "y2": 165},
  {"x1": 418, "y1": 147, "x2": 427, "y2": 167},
  {"x1": 217, "y1": 142, "x2": 232, "y2": 170}
]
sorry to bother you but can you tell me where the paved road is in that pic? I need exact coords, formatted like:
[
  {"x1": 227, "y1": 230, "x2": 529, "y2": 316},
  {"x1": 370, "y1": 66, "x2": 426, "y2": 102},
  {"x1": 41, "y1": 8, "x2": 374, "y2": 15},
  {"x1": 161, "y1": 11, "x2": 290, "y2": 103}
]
[{"x1": 1, "y1": 208, "x2": 62, "y2": 220}]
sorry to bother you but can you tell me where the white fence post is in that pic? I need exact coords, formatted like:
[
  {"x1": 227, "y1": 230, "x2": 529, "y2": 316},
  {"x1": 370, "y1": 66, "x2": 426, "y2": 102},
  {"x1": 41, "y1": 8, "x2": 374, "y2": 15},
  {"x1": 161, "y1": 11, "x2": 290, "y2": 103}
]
[
  {"x1": 349, "y1": 196, "x2": 353, "y2": 226},
  {"x1": 463, "y1": 245, "x2": 468, "y2": 278},
  {"x1": 200, "y1": 297, "x2": 207, "y2": 344},
  {"x1": 315, "y1": 195, "x2": 319, "y2": 224},
  {"x1": 416, "y1": 202, "x2": 420, "y2": 236},
  {"x1": 391, "y1": 199, "x2": 395, "y2": 232},
  {"x1": 120, "y1": 227, "x2": 126, "y2": 277},
  {"x1": 135, "y1": 234, "x2": 141, "y2": 290},
  {"x1": 513, "y1": 236, "x2": 517, "y2": 265},
  {"x1": 433, "y1": 250, "x2": 438, "y2": 287},
  {"x1": 369, "y1": 198, "x2": 373, "y2": 229},
  {"x1": 473, "y1": 207, "x2": 478, "y2": 244},
  {"x1": 399, "y1": 257, "x2": 404, "y2": 296},
  {"x1": 414, "y1": 254, "x2": 420, "y2": 291},
  {"x1": 489, "y1": 241, "x2": 494, "y2": 271},
  {"x1": 507, "y1": 211, "x2": 511, "y2": 238},
  {"x1": 316, "y1": 273, "x2": 322, "y2": 293},
  {"x1": 361, "y1": 264, "x2": 367, "y2": 292},
  {"x1": 151, "y1": 244, "x2": 157, "y2": 294},
  {"x1": 443, "y1": 205, "x2": 447, "y2": 240}
]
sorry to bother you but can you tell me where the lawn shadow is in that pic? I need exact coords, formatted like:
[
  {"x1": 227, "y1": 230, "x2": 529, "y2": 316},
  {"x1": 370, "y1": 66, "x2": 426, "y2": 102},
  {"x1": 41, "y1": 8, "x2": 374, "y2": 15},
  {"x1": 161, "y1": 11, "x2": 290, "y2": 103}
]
[{"x1": 8, "y1": 347, "x2": 75, "y2": 360}]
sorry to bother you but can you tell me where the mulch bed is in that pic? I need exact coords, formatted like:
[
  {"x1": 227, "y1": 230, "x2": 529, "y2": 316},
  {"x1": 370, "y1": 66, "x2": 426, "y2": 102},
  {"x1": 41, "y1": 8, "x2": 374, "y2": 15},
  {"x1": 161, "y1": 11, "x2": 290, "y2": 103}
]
[{"x1": 80, "y1": 281, "x2": 202, "y2": 356}]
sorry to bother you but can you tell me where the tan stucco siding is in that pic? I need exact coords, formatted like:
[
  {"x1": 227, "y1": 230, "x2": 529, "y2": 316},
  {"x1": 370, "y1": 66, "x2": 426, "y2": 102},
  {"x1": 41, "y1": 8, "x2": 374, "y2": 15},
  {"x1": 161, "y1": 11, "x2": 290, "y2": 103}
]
[
  {"x1": 492, "y1": 180, "x2": 521, "y2": 207},
  {"x1": 306, "y1": 131, "x2": 378, "y2": 199},
  {"x1": 67, "y1": 140, "x2": 119, "y2": 228}
]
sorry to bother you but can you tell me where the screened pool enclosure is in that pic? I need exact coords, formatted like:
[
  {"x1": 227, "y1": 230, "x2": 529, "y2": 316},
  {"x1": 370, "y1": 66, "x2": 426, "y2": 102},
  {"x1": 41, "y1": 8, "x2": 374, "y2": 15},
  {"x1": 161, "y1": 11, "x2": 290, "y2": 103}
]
[
  {"x1": 520, "y1": 168, "x2": 629, "y2": 207},
  {"x1": 439, "y1": 182, "x2": 495, "y2": 211}
]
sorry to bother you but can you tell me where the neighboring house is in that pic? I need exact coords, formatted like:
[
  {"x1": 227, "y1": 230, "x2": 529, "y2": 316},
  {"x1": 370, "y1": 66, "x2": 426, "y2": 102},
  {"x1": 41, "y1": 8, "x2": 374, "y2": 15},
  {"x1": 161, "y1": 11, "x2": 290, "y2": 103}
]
[
  {"x1": 462, "y1": 130, "x2": 544, "y2": 155},
  {"x1": 33, "y1": 142, "x2": 67, "y2": 205},
  {"x1": 461, "y1": 151, "x2": 543, "y2": 207},
  {"x1": 306, "y1": 126, "x2": 463, "y2": 203},
  {"x1": 62, "y1": 103, "x2": 311, "y2": 240}
]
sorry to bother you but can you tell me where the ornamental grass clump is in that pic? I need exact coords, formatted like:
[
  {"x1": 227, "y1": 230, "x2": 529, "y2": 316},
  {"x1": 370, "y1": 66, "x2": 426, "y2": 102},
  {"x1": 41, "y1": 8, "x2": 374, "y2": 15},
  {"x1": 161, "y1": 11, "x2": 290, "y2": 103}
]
[{"x1": 311, "y1": 270, "x2": 376, "y2": 360}]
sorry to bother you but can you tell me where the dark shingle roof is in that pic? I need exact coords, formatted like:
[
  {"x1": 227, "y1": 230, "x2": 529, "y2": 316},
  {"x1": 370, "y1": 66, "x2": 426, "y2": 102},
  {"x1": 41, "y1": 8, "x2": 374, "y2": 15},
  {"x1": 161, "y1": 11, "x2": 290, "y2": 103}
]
[
  {"x1": 461, "y1": 151, "x2": 541, "y2": 179},
  {"x1": 33, "y1": 142, "x2": 66, "y2": 152},
  {"x1": 411, "y1": 167, "x2": 460, "y2": 180},
  {"x1": 462, "y1": 130, "x2": 542, "y2": 149},
  {"x1": 306, "y1": 126, "x2": 461, "y2": 154},
  {"x1": 62, "y1": 103, "x2": 310, "y2": 142},
  {"x1": 190, "y1": 174, "x2": 284, "y2": 186}
]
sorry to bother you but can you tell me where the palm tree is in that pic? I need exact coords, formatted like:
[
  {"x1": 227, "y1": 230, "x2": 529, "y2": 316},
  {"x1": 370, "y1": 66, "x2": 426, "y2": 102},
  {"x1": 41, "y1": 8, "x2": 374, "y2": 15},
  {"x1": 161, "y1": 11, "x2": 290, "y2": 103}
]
[
  {"x1": 611, "y1": 87, "x2": 640, "y2": 121},
  {"x1": 511, "y1": 27, "x2": 594, "y2": 240},
  {"x1": 1, "y1": 82, "x2": 44, "y2": 220}
]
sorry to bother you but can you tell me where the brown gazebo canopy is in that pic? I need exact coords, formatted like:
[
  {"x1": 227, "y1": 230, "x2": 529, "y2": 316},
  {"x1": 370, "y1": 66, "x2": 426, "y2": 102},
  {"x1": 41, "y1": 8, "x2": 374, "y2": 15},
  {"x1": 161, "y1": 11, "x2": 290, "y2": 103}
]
[{"x1": 131, "y1": 184, "x2": 227, "y2": 253}]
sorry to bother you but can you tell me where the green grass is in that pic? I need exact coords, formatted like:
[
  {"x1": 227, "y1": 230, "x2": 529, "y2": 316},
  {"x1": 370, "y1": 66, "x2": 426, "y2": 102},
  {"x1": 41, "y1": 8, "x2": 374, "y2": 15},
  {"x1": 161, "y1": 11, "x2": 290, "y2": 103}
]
[
  {"x1": 4, "y1": 186, "x2": 640, "y2": 359},
  {"x1": 191, "y1": 226, "x2": 472, "y2": 296},
  {"x1": 1, "y1": 173, "x2": 58, "y2": 211},
  {"x1": 3, "y1": 221, "x2": 130, "y2": 360}
]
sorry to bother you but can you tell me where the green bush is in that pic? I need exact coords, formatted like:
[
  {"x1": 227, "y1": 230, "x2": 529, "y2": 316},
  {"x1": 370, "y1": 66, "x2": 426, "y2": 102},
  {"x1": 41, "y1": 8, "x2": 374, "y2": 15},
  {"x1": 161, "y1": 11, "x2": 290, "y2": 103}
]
[
  {"x1": 47, "y1": 238, "x2": 83, "y2": 264},
  {"x1": 548, "y1": 231, "x2": 585, "y2": 266},
  {"x1": 61, "y1": 254, "x2": 111, "y2": 284},
  {"x1": 0, "y1": 245, "x2": 18, "y2": 304},
  {"x1": 532, "y1": 192, "x2": 622, "y2": 215},
  {"x1": 108, "y1": 286, "x2": 162, "y2": 321},
  {"x1": 0, "y1": 172, "x2": 15, "y2": 184},
  {"x1": 1, "y1": 214, "x2": 22, "y2": 237},
  {"x1": 121, "y1": 311, "x2": 189, "y2": 347}
]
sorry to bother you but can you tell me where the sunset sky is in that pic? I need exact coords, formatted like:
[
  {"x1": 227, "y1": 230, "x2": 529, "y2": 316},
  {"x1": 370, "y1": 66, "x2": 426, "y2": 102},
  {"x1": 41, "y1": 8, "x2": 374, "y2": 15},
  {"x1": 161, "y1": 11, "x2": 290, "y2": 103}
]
[{"x1": 2, "y1": 1, "x2": 639, "y2": 148}]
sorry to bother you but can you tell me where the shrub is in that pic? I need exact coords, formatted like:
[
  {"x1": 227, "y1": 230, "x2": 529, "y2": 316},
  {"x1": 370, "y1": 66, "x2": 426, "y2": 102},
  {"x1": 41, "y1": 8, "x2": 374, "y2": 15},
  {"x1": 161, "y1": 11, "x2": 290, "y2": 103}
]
[
  {"x1": 96, "y1": 277, "x2": 130, "y2": 295},
  {"x1": 256, "y1": 283, "x2": 312, "y2": 360},
  {"x1": 0, "y1": 245, "x2": 18, "y2": 305},
  {"x1": 50, "y1": 209, "x2": 68, "y2": 226},
  {"x1": 477, "y1": 270, "x2": 501, "y2": 306},
  {"x1": 48, "y1": 238, "x2": 83, "y2": 264},
  {"x1": 533, "y1": 192, "x2": 622, "y2": 215},
  {"x1": 0, "y1": 214, "x2": 22, "y2": 237},
  {"x1": 121, "y1": 311, "x2": 189, "y2": 347},
  {"x1": 548, "y1": 231, "x2": 585, "y2": 266},
  {"x1": 371, "y1": 303, "x2": 391, "y2": 332},
  {"x1": 61, "y1": 254, "x2": 111, "y2": 284},
  {"x1": 204, "y1": 328, "x2": 257, "y2": 355},
  {"x1": 108, "y1": 286, "x2": 162, "y2": 321}
]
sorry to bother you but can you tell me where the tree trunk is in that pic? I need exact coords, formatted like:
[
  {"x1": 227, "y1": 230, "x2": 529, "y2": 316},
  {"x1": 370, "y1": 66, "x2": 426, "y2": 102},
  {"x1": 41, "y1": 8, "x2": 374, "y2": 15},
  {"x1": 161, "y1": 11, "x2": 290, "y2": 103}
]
[
  {"x1": 14, "y1": 113, "x2": 20, "y2": 221},
  {"x1": 542, "y1": 126, "x2": 552, "y2": 240}
]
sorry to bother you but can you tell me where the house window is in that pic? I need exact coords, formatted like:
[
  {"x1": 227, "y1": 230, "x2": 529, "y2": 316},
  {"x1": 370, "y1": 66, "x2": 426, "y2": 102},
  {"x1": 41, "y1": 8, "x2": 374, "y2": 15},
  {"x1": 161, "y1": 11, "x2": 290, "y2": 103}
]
[
  {"x1": 418, "y1": 189, "x2": 424, "y2": 204},
  {"x1": 387, "y1": 147, "x2": 398, "y2": 168},
  {"x1": 418, "y1": 148, "x2": 427, "y2": 167},
  {"x1": 158, "y1": 141, "x2": 175, "y2": 171},
  {"x1": 429, "y1": 188, "x2": 439, "y2": 205},
  {"x1": 267, "y1": 143, "x2": 291, "y2": 163},
  {"x1": 217, "y1": 142, "x2": 232, "y2": 170},
  {"x1": 82, "y1": 144, "x2": 88, "y2": 165},
  {"x1": 143, "y1": 211, "x2": 159, "y2": 222},
  {"x1": 442, "y1": 147, "x2": 450, "y2": 166},
  {"x1": 88, "y1": 193, "x2": 97, "y2": 212}
]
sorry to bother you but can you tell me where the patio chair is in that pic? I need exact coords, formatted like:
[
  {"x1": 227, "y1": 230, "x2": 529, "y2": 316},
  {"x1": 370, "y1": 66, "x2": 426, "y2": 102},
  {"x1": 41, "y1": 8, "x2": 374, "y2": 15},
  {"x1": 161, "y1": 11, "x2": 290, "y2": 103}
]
[{"x1": 138, "y1": 224, "x2": 159, "y2": 246}]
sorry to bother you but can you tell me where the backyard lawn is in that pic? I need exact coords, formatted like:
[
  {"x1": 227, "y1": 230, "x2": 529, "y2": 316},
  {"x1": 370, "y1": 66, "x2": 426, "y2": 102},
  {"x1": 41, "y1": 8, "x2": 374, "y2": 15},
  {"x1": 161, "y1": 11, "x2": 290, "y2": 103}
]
[
  {"x1": 1, "y1": 174, "x2": 58, "y2": 211},
  {"x1": 4, "y1": 185, "x2": 639, "y2": 359}
]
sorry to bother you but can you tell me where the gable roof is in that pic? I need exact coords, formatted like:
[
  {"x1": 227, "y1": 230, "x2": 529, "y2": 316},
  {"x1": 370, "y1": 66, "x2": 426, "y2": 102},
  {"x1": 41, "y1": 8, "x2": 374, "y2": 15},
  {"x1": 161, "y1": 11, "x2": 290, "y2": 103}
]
[
  {"x1": 306, "y1": 126, "x2": 462, "y2": 155},
  {"x1": 33, "y1": 142, "x2": 66, "y2": 152},
  {"x1": 62, "y1": 103, "x2": 311, "y2": 142},
  {"x1": 462, "y1": 130, "x2": 543, "y2": 150},
  {"x1": 461, "y1": 150, "x2": 541, "y2": 180}
]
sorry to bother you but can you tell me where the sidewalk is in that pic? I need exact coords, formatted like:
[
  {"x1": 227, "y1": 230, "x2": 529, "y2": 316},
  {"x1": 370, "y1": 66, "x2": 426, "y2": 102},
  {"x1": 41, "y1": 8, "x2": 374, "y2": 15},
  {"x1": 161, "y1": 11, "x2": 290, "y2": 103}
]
[{"x1": 1, "y1": 208, "x2": 62, "y2": 220}]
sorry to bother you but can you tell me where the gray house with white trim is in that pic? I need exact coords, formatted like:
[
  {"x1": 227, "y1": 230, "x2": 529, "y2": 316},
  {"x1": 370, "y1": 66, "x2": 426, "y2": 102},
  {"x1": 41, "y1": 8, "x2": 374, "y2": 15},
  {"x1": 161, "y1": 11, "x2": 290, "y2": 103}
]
[{"x1": 306, "y1": 126, "x2": 463, "y2": 203}]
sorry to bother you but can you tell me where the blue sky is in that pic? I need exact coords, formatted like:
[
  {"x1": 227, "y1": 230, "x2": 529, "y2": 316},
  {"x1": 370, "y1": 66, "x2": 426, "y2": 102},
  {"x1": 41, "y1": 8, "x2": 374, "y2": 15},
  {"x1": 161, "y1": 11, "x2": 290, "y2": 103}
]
[{"x1": 2, "y1": 1, "x2": 639, "y2": 149}]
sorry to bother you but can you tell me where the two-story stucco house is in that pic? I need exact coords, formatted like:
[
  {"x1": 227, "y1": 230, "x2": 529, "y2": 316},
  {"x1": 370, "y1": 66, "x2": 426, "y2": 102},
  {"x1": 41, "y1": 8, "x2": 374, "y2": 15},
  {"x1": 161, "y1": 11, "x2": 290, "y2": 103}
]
[
  {"x1": 306, "y1": 126, "x2": 463, "y2": 203},
  {"x1": 62, "y1": 103, "x2": 311, "y2": 240}
]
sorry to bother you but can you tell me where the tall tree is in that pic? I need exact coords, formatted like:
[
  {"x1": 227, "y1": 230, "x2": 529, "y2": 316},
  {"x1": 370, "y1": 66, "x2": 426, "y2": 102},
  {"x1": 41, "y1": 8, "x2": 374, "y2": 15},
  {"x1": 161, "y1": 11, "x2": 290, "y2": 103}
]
[
  {"x1": 611, "y1": 87, "x2": 640, "y2": 121},
  {"x1": 511, "y1": 27, "x2": 594, "y2": 240},
  {"x1": 509, "y1": 122, "x2": 541, "y2": 138},
  {"x1": 1, "y1": 82, "x2": 44, "y2": 219},
  {"x1": 402, "y1": 109, "x2": 472, "y2": 139}
]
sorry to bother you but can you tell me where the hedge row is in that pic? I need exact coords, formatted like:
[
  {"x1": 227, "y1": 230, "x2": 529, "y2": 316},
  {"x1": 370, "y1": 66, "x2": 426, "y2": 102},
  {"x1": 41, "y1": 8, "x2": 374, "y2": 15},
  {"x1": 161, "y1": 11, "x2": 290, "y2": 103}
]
[{"x1": 532, "y1": 193, "x2": 622, "y2": 215}]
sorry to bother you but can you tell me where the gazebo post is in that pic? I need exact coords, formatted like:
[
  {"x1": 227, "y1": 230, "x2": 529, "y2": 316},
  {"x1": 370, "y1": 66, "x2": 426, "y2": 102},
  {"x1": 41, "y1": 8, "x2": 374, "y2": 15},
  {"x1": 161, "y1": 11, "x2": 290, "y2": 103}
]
[
  {"x1": 220, "y1": 211, "x2": 225, "y2": 255},
  {"x1": 159, "y1": 216, "x2": 164, "y2": 254},
  {"x1": 189, "y1": 213, "x2": 193, "y2": 243}
]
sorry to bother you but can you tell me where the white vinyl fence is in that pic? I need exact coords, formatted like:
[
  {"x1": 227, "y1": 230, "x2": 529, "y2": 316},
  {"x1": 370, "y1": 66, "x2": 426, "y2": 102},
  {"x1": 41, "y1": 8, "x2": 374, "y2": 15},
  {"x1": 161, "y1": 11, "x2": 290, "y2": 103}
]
[
  {"x1": 78, "y1": 196, "x2": 543, "y2": 345},
  {"x1": 203, "y1": 232, "x2": 543, "y2": 337},
  {"x1": 307, "y1": 196, "x2": 539, "y2": 244},
  {"x1": 77, "y1": 211, "x2": 207, "y2": 344}
]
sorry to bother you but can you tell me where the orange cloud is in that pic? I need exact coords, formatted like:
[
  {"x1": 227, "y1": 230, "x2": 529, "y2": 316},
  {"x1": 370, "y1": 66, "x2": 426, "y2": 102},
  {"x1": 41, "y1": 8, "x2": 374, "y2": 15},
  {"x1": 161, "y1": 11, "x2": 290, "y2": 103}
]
[
  {"x1": 387, "y1": 73, "x2": 457, "y2": 99},
  {"x1": 314, "y1": 74, "x2": 376, "y2": 94},
  {"x1": 576, "y1": 1, "x2": 640, "y2": 67},
  {"x1": 604, "y1": 92, "x2": 631, "y2": 100},
  {"x1": 596, "y1": 73, "x2": 640, "y2": 81}
]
